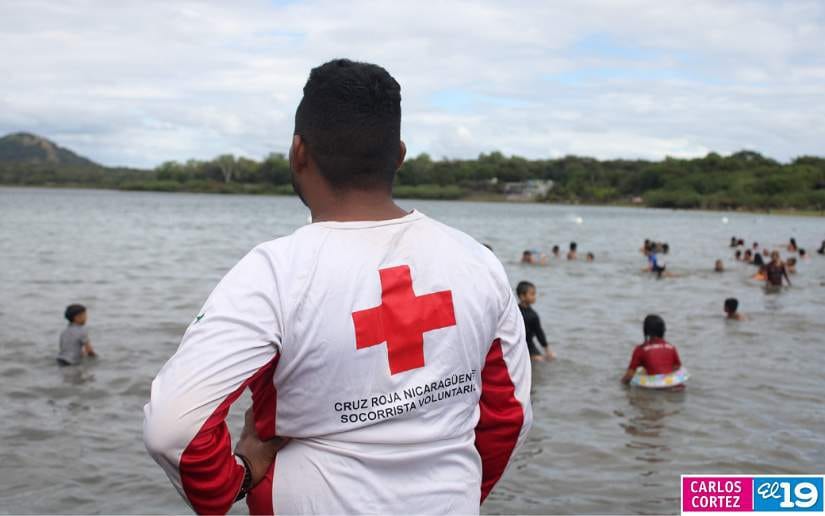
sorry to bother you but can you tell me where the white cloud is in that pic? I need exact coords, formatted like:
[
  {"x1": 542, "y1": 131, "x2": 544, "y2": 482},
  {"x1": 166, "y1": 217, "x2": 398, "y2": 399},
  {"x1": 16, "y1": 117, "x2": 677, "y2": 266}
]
[{"x1": 0, "y1": 0, "x2": 823, "y2": 167}]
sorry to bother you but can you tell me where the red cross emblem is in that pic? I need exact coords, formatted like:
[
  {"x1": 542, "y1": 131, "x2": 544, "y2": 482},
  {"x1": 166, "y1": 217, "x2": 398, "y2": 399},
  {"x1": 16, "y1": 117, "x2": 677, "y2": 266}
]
[{"x1": 352, "y1": 265, "x2": 456, "y2": 375}]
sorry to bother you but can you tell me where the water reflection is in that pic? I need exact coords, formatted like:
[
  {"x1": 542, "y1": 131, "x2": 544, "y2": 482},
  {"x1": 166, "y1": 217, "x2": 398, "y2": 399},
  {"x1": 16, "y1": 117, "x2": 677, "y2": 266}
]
[{"x1": 621, "y1": 388, "x2": 685, "y2": 465}]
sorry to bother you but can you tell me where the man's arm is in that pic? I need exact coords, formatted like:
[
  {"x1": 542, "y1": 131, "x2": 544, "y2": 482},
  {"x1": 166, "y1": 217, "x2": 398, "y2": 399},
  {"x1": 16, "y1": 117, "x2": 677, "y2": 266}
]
[
  {"x1": 474, "y1": 287, "x2": 533, "y2": 504},
  {"x1": 143, "y1": 246, "x2": 283, "y2": 515}
]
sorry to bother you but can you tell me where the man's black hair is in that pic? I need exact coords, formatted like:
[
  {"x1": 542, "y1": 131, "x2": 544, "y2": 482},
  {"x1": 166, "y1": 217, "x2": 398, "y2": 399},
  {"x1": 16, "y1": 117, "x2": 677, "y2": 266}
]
[
  {"x1": 569, "y1": 241, "x2": 577, "y2": 251},
  {"x1": 799, "y1": 248, "x2": 806, "y2": 256},
  {"x1": 516, "y1": 281, "x2": 535, "y2": 297},
  {"x1": 724, "y1": 298, "x2": 738, "y2": 313},
  {"x1": 295, "y1": 58, "x2": 401, "y2": 190},
  {"x1": 552, "y1": 245, "x2": 559, "y2": 252},
  {"x1": 643, "y1": 314, "x2": 665, "y2": 340},
  {"x1": 65, "y1": 304, "x2": 86, "y2": 323}
]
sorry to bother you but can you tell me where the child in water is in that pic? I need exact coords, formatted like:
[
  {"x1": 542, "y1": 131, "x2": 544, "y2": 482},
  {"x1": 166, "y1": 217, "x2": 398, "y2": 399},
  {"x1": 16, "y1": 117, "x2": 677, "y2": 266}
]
[
  {"x1": 57, "y1": 304, "x2": 97, "y2": 366},
  {"x1": 567, "y1": 242, "x2": 577, "y2": 260},
  {"x1": 724, "y1": 298, "x2": 746, "y2": 320},
  {"x1": 516, "y1": 281, "x2": 556, "y2": 362},
  {"x1": 521, "y1": 250, "x2": 548, "y2": 266},
  {"x1": 621, "y1": 315, "x2": 682, "y2": 384}
]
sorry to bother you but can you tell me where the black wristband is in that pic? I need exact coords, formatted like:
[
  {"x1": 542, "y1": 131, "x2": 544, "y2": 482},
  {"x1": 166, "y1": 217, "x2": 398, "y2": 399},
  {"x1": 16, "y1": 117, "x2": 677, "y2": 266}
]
[{"x1": 234, "y1": 453, "x2": 253, "y2": 502}]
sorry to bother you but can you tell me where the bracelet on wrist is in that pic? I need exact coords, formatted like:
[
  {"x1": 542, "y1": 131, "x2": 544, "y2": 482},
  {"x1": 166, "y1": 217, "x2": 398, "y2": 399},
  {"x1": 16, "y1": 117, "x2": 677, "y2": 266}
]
[{"x1": 234, "y1": 453, "x2": 253, "y2": 502}]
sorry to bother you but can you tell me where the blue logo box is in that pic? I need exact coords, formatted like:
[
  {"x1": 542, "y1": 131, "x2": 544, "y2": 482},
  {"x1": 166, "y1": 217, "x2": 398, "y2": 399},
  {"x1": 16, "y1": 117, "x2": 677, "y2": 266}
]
[{"x1": 753, "y1": 477, "x2": 823, "y2": 512}]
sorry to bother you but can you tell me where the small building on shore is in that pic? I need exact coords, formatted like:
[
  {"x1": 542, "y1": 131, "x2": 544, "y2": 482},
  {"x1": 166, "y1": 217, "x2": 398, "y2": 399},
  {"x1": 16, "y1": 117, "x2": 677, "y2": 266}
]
[{"x1": 503, "y1": 179, "x2": 554, "y2": 201}]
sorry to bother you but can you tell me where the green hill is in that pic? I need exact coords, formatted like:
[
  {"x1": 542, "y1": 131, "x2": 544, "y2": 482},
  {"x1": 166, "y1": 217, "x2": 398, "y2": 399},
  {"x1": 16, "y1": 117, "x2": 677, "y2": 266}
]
[{"x1": 0, "y1": 132, "x2": 100, "y2": 168}]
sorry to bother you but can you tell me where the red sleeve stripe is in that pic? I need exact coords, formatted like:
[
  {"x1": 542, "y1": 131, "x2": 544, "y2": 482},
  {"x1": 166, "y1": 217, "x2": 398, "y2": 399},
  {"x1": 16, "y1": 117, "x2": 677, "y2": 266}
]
[
  {"x1": 246, "y1": 461, "x2": 276, "y2": 515},
  {"x1": 180, "y1": 355, "x2": 280, "y2": 515},
  {"x1": 474, "y1": 338, "x2": 525, "y2": 503}
]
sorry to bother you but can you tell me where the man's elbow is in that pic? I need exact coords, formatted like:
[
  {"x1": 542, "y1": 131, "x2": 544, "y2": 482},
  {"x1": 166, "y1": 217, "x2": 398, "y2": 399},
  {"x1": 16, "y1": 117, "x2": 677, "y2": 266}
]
[{"x1": 143, "y1": 403, "x2": 184, "y2": 462}]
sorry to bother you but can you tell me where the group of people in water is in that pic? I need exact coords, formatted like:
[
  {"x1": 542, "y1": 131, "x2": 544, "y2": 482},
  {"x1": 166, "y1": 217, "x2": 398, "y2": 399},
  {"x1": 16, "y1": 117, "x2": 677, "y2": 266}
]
[
  {"x1": 516, "y1": 233, "x2": 822, "y2": 388},
  {"x1": 724, "y1": 236, "x2": 810, "y2": 288},
  {"x1": 521, "y1": 242, "x2": 595, "y2": 265},
  {"x1": 58, "y1": 232, "x2": 822, "y2": 391}
]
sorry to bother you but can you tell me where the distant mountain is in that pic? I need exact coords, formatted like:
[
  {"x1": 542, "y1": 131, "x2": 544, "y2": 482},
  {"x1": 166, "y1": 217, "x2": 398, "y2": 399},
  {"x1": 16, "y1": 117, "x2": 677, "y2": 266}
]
[{"x1": 0, "y1": 132, "x2": 100, "y2": 168}]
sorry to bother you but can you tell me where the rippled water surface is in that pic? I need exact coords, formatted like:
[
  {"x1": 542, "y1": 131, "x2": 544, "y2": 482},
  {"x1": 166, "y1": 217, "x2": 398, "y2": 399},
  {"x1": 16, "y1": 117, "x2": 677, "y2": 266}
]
[{"x1": 1, "y1": 187, "x2": 823, "y2": 514}]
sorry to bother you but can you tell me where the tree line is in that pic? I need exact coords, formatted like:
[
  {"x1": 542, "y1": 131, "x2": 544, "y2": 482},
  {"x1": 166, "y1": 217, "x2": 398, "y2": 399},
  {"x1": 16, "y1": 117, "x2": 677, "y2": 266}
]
[{"x1": 2, "y1": 150, "x2": 825, "y2": 211}]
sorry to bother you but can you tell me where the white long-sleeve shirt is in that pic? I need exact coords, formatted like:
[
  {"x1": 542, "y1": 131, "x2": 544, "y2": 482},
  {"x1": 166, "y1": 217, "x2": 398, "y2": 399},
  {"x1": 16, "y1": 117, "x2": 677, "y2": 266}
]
[{"x1": 144, "y1": 210, "x2": 532, "y2": 515}]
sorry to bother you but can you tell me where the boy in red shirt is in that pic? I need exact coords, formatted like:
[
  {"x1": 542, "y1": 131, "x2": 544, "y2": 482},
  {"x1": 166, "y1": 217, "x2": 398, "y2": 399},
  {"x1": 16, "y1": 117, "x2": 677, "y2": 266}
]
[{"x1": 621, "y1": 314, "x2": 681, "y2": 384}]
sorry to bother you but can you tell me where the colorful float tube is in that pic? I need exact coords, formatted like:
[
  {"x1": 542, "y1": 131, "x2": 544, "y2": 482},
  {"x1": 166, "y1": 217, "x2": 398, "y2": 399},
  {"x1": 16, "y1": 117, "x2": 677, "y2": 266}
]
[{"x1": 630, "y1": 367, "x2": 689, "y2": 389}]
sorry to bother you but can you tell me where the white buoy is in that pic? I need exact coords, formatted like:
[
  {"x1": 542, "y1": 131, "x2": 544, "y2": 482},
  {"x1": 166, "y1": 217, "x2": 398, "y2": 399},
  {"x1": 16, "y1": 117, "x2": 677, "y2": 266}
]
[
  {"x1": 722, "y1": 217, "x2": 729, "y2": 224},
  {"x1": 575, "y1": 216, "x2": 583, "y2": 224}
]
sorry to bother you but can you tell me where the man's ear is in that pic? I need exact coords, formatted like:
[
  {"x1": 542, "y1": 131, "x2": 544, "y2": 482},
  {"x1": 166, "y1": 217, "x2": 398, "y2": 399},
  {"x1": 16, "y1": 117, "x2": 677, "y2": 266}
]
[
  {"x1": 290, "y1": 134, "x2": 308, "y2": 173},
  {"x1": 396, "y1": 140, "x2": 407, "y2": 170}
]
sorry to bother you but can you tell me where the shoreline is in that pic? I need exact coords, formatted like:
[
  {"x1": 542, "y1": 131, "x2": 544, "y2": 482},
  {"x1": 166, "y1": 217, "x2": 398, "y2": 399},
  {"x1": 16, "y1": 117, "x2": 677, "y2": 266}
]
[{"x1": 3, "y1": 183, "x2": 824, "y2": 218}]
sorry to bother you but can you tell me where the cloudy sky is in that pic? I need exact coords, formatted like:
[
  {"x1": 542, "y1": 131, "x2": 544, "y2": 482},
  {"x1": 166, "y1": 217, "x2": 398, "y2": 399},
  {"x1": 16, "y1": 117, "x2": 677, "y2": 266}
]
[{"x1": 1, "y1": 0, "x2": 824, "y2": 168}]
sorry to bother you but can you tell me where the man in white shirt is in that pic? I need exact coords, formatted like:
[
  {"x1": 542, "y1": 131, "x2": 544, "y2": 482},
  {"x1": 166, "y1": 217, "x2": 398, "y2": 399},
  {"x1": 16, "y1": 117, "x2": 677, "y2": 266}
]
[{"x1": 144, "y1": 58, "x2": 532, "y2": 515}]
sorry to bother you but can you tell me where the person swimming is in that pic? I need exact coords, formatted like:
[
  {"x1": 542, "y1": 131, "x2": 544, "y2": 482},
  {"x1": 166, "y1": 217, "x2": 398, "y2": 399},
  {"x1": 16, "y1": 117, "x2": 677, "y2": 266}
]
[
  {"x1": 567, "y1": 242, "x2": 577, "y2": 260},
  {"x1": 724, "y1": 298, "x2": 746, "y2": 320},
  {"x1": 765, "y1": 250, "x2": 791, "y2": 287},
  {"x1": 753, "y1": 253, "x2": 764, "y2": 267},
  {"x1": 621, "y1": 315, "x2": 682, "y2": 385},
  {"x1": 714, "y1": 259, "x2": 725, "y2": 272},
  {"x1": 516, "y1": 281, "x2": 556, "y2": 362},
  {"x1": 787, "y1": 238, "x2": 798, "y2": 252},
  {"x1": 647, "y1": 250, "x2": 666, "y2": 278},
  {"x1": 552, "y1": 245, "x2": 560, "y2": 258},
  {"x1": 786, "y1": 257, "x2": 797, "y2": 273},
  {"x1": 57, "y1": 304, "x2": 97, "y2": 366},
  {"x1": 730, "y1": 236, "x2": 738, "y2": 248},
  {"x1": 521, "y1": 249, "x2": 547, "y2": 265},
  {"x1": 586, "y1": 252, "x2": 595, "y2": 262},
  {"x1": 734, "y1": 249, "x2": 742, "y2": 261},
  {"x1": 744, "y1": 249, "x2": 753, "y2": 262}
]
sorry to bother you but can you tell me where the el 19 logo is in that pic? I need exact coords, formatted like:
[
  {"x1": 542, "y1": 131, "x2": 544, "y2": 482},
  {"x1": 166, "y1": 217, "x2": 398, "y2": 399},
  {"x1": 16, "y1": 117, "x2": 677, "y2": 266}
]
[{"x1": 754, "y1": 477, "x2": 823, "y2": 512}]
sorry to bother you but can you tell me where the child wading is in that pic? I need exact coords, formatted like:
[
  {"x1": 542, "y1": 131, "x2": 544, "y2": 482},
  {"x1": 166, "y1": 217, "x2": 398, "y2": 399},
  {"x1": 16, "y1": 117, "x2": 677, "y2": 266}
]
[
  {"x1": 57, "y1": 304, "x2": 97, "y2": 366},
  {"x1": 516, "y1": 281, "x2": 556, "y2": 361},
  {"x1": 621, "y1": 315, "x2": 681, "y2": 384}
]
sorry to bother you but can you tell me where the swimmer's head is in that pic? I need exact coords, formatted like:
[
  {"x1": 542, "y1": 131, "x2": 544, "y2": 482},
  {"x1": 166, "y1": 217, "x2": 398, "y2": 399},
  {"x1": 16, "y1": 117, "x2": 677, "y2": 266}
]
[
  {"x1": 516, "y1": 281, "x2": 536, "y2": 305},
  {"x1": 724, "y1": 298, "x2": 738, "y2": 315},
  {"x1": 65, "y1": 304, "x2": 86, "y2": 325},
  {"x1": 643, "y1": 314, "x2": 666, "y2": 340},
  {"x1": 714, "y1": 259, "x2": 724, "y2": 272},
  {"x1": 586, "y1": 252, "x2": 595, "y2": 262},
  {"x1": 521, "y1": 250, "x2": 533, "y2": 263},
  {"x1": 790, "y1": 237, "x2": 797, "y2": 247},
  {"x1": 735, "y1": 250, "x2": 742, "y2": 260},
  {"x1": 662, "y1": 243, "x2": 670, "y2": 254},
  {"x1": 569, "y1": 242, "x2": 577, "y2": 251},
  {"x1": 552, "y1": 245, "x2": 560, "y2": 255},
  {"x1": 799, "y1": 248, "x2": 806, "y2": 258}
]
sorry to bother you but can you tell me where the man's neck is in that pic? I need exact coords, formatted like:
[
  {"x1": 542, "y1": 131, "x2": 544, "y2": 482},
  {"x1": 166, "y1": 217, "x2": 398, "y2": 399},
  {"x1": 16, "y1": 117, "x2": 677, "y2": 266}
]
[{"x1": 309, "y1": 191, "x2": 408, "y2": 223}]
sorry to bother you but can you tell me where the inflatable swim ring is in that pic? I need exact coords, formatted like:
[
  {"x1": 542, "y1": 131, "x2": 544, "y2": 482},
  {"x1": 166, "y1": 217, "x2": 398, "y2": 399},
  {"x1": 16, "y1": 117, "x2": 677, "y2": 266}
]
[{"x1": 631, "y1": 368, "x2": 689, "y2": 389}]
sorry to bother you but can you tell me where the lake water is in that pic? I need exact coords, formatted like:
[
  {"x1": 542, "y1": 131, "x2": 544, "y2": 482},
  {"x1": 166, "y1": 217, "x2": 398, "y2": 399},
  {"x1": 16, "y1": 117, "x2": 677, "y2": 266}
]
[{"x1": 1, "y1": 186, "x2": 823, "y2": 514}]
